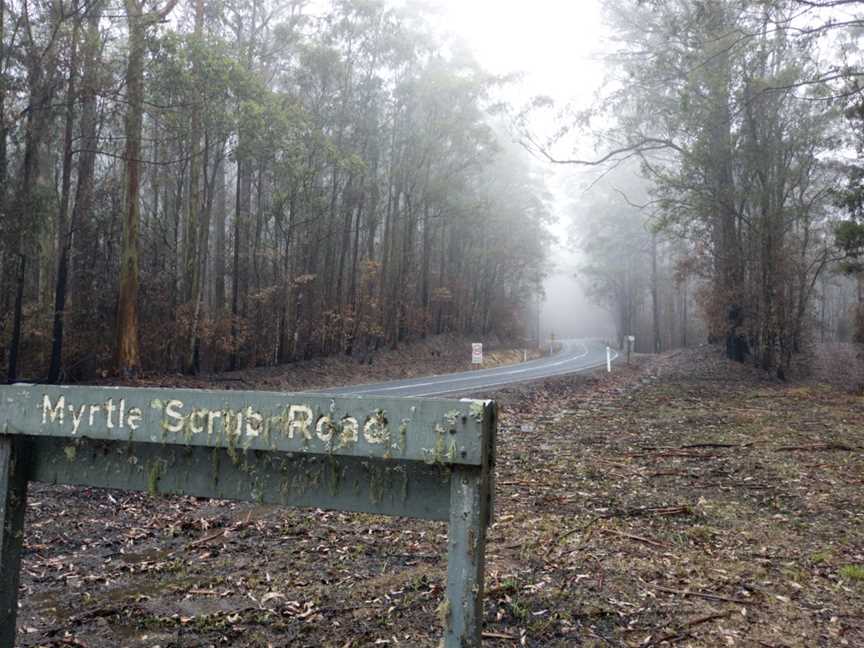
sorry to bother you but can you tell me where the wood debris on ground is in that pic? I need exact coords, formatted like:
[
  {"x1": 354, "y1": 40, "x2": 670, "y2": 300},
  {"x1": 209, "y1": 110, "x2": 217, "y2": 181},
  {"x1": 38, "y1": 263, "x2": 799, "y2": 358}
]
[{"x1": 15, "y1": 344, "x2": 864, "y2": 646}]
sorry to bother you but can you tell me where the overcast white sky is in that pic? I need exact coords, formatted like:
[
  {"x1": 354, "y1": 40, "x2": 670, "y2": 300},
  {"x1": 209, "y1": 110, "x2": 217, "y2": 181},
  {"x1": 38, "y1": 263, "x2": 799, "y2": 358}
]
[
  {"x1": 436, "y1": 0, "x2": 607, "y2": 105},
  {"x1": 433, "y1": 0, "x2": 615, "y2": 338}
]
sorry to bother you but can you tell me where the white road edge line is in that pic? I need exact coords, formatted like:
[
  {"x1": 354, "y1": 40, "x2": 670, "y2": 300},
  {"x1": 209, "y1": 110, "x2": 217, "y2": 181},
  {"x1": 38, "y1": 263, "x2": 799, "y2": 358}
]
[
  {"x1": 342, "y1": 342, "x2": 591, "y2": 395},
  {"x1": 411, "y1": 353, "x2": 619, "y2": 397}
]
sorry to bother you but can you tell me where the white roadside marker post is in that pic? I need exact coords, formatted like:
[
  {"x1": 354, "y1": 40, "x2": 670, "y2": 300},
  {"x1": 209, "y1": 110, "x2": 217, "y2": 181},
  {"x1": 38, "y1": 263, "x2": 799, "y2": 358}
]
[
  {"x1": 471, "y1": 342, "x2": 483, "y2": 369},
  {"x1": 606, "y1": 346, "x2": 612, "y2": 373}
]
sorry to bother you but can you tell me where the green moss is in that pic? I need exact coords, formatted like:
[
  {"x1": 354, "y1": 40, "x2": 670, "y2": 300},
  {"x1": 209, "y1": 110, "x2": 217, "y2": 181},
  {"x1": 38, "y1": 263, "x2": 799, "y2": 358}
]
[
  {"x1": 400, "y1": 468, "x2": 409, "y2": 502},
  {"x1": 444, "y1": 409, "x2": 461, "y2": 430},
  {"x1": 210, "y1": 447, "x2": 221, "y2": 488},
  {"x1": 63, "y1": 445, "x2": 77, "y2": 462},
  {"x1": 147, "y1": 460, "x2": 165, "y2": 496},
  {"x1": 327, "y1": 458, "x2": 343, "y2": 496},
  {"x1": 469, "y1": 400, "x2": 485, "y2": 423},
  {"x1": 369, "y1": 465, "x2": 385, "y2": 504},
  {"x1": 447, "y1": 439, "x2": 457, "y2": 463},
  {"x1": 423, "y1": 424, "x2": 449, "y2": 465},
  {"x1": 226, "y1": 424, "x2": 240, "y2": 464},
  {"x1": 396, "y1": 419, "x2": 410, "y2": 453}
]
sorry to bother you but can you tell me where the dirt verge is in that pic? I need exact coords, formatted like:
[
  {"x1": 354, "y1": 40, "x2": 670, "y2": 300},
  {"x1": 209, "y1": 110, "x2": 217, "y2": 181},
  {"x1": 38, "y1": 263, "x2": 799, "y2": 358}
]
[{"x1": 97, "y1": 334, "x2": 545, "y2": 393}]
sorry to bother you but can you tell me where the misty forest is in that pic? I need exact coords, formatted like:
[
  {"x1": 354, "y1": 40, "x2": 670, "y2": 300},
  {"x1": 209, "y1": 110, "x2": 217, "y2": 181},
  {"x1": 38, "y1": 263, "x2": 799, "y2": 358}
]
[
  {"x1": 0, "y1": 0, "x2": 861, "y2": 381},
  {"x1": 3, "y1": 2, "x2": 864, "y2": 648}
]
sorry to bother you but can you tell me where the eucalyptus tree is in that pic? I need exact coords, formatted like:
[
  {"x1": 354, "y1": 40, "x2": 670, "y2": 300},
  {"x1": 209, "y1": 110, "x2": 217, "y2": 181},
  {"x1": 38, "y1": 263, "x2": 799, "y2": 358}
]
[
  {"x1": 4, "y1": 0, "x2": 70, "y2": 382},
  {"x1": 64, "y1": 0, "x2": 106, "y2": 376},
  {"x1": 116, "y1": 0, "x2": 180, "y2": 377},
  {"x1": 836, "y1": 95, "x2": 864, "y2": 340},
  {"x1": 529, "y1": 0, "x2": 844, "y2": 373},
  {"x1": 0, "y1": 0, "x2": 554, "y2": 379},
  {"x1": 46, "y1": 0, "x2": 83, "y2": 384}
]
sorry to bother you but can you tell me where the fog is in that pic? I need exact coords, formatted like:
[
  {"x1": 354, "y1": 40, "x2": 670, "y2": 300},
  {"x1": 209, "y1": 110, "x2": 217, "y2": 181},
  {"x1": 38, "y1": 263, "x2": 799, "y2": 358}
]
[
  {"x1": 8, "y1": 0, "x2": 854, "y2": 385},
  {"x1": 430, "y1": 0, "x2": 616, "y2": 342},
  {"x1": 540, "y1": 169, "x2": 616, "y2": 342},
  {"x1": 541, "y1": 264, "x2": 615, "y2": 342}
]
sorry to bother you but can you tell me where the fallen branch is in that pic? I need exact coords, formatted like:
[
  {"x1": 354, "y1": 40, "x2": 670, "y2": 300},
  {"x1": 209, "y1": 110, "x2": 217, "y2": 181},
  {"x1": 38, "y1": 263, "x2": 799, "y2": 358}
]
[
  {"x1": 627, "y1": 450, "x2": 717, "y2": 459},
  {"x1": 601, "y1": 528, "x2": 669, "y2": 549},
  {"x1": 774, "y1": 443, "x2": 857, "y2": 452},
  {"x1": 681, "y1": 611, "x2": 731, "y2": 628},
  {"x1": 599, "y1": 505, "x2": 692, "y2": 519},
  {"x1": 681, "y1": 443, "x2": 749, "y2": 449},
  {"x1": 650, "y1": 611, "x2": 731, "y2": 645},
  {"x1": 554, "y1": 517, "x2": 600, "y2": 546},
  {"x1": 597, "y1": 459, "x2": 638, "y2": 469},
  {"x1": 653, "y1": 584, "x2": 753, "y2": 605},
  {"x1": 185, "y1": 528, "x2": 226, "y2": 549}
]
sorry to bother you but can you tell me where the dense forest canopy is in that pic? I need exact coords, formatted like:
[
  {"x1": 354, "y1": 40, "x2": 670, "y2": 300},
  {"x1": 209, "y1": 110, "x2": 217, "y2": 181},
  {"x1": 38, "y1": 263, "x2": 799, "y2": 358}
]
[
  {"x1": 0, "y1": 0, "x2": 552, "y2": 381},
  {"x1": 3, "y1": 0, "x2": 863, "y2": 384},
  {"x1": 527, "y1": 0, "x2": 864, "y2": 375}
]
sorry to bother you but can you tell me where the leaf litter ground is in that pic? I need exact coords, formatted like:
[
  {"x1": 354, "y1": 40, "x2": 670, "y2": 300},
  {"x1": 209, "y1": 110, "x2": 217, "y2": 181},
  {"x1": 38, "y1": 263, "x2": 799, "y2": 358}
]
[{"x1": 15, "y1": 344, "x2": 864, "y2": 647}]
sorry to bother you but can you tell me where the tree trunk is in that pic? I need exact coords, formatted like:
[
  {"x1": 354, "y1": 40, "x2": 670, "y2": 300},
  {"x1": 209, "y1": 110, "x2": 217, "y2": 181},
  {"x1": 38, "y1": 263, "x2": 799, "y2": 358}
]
[
  {"x1": 420, "y1": 202, "x2": 431, "y2": 336},
  {"x1": 7, "y1": 23, "x2": 54, "y2": 381},
  {"x1": 183, "y1": 0, "x2": 205, "y2": 374},
  {"x1": 6, "y1": 255, "x2": 25, "y2": 383},
  {"x1": 855, "y1": 271, "x2": 864, "y2": 343},
  {"x1": 116, "y1": 7, "x2": 146, "y2": 376},
  {"x1": 213, "y1": 145, "x2": 227, "y2": 313},
  {"x1": 116, "y1": 0, "x2": 179, "y2": 376},
  {"x1": 651, "y1": 231, "x2": 661, "y2": 354},
  {"x1": 47, "y1": 9, "x2": 80, "y2": 383},
  {"x1": 703, "y1": 4, "x2": 744, "y2": 360},
  {"x1": 0, "y1": 0, "x2": 6, "y2": 223},
  {"x1": 229, "y1": 157, "x2": 251, "y2": 370}
]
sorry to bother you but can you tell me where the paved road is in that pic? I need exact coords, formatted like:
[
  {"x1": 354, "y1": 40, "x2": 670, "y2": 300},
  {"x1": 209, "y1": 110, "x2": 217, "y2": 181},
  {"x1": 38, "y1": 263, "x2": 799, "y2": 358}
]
[{"x1": 316, "y1": 338, "x2": 617, "y2": 398}]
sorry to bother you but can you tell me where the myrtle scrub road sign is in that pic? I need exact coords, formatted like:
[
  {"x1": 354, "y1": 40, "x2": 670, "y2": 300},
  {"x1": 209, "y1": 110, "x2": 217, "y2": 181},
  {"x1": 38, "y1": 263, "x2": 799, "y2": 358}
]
[{"x1": 0, "y1": 385, "x2": 496, "y2": 647}]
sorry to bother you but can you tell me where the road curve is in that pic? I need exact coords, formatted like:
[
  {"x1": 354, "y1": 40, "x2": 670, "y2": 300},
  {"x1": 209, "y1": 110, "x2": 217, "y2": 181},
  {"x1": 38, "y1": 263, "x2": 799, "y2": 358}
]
[{"x1": 315, "y1": 339, "x2": 617, "y2": 398}]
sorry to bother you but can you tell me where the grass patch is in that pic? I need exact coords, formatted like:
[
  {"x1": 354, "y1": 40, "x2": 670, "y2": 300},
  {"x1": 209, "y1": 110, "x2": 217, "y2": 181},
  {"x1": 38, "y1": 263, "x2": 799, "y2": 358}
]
[{"x1": 840, "y1": 564, "x2": 864, "y2": 582}]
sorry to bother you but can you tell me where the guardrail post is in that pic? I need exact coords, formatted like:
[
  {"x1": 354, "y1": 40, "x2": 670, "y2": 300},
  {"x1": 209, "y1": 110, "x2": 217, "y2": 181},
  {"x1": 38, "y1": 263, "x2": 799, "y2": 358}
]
[
  {"x1": 444, "y1": 465, "x2": 489, "y2": 647},
  {"x1": 0, "y1": 436, "x2": 28, "y2": 648}
]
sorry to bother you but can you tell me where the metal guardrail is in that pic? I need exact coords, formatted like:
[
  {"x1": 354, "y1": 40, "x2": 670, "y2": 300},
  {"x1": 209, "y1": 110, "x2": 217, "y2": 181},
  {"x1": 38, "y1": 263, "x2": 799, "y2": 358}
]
[{"x1": 0, "y1": 384, "x2": 497, "y2": 647}]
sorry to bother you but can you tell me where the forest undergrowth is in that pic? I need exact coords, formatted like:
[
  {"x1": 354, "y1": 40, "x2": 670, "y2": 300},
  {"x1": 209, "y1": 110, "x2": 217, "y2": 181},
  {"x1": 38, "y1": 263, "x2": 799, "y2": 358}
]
[
  {"x1": 88, "y1": 333, "x2": 544, "y2": 392},
  {"x1": 15, "y1": 344, "x2": 864, "y2": 647}
]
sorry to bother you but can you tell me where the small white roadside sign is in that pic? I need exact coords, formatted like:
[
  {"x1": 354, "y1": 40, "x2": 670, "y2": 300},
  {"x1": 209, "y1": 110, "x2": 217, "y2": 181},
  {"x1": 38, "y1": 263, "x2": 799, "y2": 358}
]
[{"x1": 472, "y1": 342, "x2": 483, "y2": 365}]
